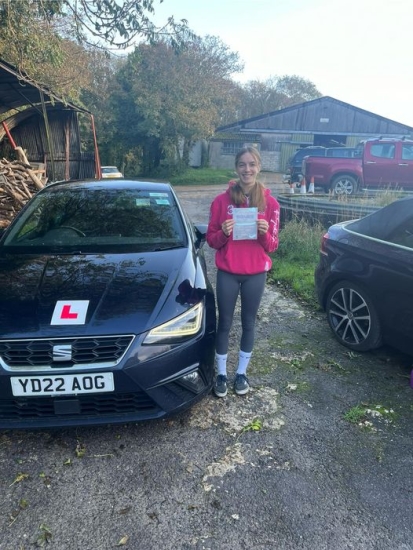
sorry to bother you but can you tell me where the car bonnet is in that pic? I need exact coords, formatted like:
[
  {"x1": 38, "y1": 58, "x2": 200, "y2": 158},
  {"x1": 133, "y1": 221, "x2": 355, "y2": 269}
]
[{"x1": 0, "y1": 248, "x2": 198, "y2": 338}]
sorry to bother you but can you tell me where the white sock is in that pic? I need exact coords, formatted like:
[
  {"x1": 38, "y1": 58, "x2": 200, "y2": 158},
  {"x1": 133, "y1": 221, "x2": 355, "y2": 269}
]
[
  {"x1": 236, "y1": 350, "x2": 252, "y2": 375},
  {"x1": 216, "y1": 353, "x2": 228, "y2": 376}
]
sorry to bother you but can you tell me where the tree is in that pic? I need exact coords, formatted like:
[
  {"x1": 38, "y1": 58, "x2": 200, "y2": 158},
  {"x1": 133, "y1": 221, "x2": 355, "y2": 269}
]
[
  {"x1": 61, "y1": 0, "x2": 194, "y2": 49},
  {"x1": 0, "y1": 1, "x2": 193, "y2": 51},
  {"x1": 275, "y1": 75, "x2": 321, "y2": 104},
  {"x1": 238, "y1": 75, "x2": 322, "y2": 120},
  {"x1": 80, "y1": 53, "x2": 126, "y2": 162},
  {"x1": 0, "y1": 1, "x2": 64, "y2": 78},
  {"x1": 0, "y1": 0, "x2": 193, "y2": 102},
  {"x1": 109, "y1": 37, "x2": 243, "y2": 174}
]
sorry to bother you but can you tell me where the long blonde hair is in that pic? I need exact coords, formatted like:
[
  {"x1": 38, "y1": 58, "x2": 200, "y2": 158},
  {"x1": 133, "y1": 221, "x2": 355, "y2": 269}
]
[{"x1": 230, "y1": 146, "x2": 266, "y2": 211}]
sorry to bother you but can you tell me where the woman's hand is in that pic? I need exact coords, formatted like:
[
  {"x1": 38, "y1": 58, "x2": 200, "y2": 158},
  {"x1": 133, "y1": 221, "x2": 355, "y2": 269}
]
[
  {"x1": 257, "y1": 219, "x2": 269, "y2": 235},
  {"x1": 222, "y1": 219, "x2": 235, "y2": 237}
]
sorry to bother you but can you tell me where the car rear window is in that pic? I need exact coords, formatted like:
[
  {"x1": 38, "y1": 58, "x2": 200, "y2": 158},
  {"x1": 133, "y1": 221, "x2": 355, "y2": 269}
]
[
  {"x1": 326, "y1": 148, "x2": 356, "y2": 157},
  {"x1": 290, "y1": 148, "x2": 326, "y2": 164},
  {"x1": 102, "y1": 167, "x2": 120, "y2": 174}
]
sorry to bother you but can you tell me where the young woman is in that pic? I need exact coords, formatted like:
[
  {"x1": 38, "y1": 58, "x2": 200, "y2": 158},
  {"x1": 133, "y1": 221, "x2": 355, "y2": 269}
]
[{"x1": 206, "y1": 146, "x2": 280, "y2": 397}]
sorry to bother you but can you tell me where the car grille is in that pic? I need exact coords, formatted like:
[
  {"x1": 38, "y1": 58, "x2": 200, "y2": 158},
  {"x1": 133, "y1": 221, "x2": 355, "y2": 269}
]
[
  {"x1": 0, "y1": 336, "x2": 134, "y2": 369},
  {"x1": 0, "y1": 392, "x2": 159, "y2": 421}
]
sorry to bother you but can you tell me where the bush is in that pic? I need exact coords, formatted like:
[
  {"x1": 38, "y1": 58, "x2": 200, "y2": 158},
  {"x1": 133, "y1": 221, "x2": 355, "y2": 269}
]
[{"x1": 276, "y1": 217, "x2": 325, "y2": 263}]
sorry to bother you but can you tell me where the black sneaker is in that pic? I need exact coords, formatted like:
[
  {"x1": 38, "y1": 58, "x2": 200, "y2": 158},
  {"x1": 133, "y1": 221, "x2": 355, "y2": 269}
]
[
  {"x1": 234, "y1": 374, "x2": 250, "y2": 395},
  {"x1": 213, "y1": 375, "x2": 228, "y2": 398}
]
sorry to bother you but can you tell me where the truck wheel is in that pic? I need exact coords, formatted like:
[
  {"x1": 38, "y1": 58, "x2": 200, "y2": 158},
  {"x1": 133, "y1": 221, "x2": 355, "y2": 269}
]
[{"x1": 331, "y1": 175, "x2": 357, "y2": 195}]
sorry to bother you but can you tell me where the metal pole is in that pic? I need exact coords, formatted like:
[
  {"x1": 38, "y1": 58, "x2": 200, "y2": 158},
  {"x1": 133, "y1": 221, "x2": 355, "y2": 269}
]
[
  {"x1": 2, "y1": 121, "x2": 17, "y2": 149},
  {"x1": 90, "y1": 114, "x2": 101, "y2": 178},
  {"x1": 40, "y1": 90, "x2": 56, "y2": 181}
]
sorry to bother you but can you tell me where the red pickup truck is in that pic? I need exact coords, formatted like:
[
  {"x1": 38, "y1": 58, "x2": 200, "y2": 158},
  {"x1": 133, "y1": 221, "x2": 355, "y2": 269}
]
[{"x1": 303, "y1": 138, "x2": 413, "y2": 195}]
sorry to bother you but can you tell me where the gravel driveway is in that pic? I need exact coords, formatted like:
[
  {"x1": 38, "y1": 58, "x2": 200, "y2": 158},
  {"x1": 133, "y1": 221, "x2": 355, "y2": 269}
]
[{"x1": 1, "y1": 183, "x2": 412, "y2": 550}]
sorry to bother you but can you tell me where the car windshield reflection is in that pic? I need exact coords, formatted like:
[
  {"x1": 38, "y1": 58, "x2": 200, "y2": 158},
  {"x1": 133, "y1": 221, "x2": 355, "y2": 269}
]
[{"x1": 2, "y1": 187, "x2": 187, "y2": 252}]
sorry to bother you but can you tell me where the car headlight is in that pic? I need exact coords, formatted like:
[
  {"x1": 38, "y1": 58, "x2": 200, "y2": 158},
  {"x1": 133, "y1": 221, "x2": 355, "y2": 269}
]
[{"x1": 143, "y1": 302, "x2": 203, "y2": 344}]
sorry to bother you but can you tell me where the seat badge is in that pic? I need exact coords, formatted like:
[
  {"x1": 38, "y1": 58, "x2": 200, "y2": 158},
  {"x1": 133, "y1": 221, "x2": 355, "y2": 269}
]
[{"x1": 52, "y1": 344, "x2": 72, "y2": 362}]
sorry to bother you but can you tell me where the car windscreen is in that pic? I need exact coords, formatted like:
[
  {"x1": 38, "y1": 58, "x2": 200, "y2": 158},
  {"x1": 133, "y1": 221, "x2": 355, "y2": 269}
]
[{"x1": 2, "y1": 187, "x2": 187, "y2": 253}]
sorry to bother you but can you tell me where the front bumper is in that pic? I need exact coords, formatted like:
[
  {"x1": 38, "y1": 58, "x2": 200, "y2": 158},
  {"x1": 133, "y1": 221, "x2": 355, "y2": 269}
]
[{"x1": 0, "y1": 332, "x2": 215, "y2": 429}]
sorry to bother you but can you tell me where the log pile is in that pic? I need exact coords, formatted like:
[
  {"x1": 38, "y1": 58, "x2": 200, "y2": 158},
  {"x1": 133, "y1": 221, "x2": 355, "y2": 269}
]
[{"x1": 0, "y1": 147, "x2": 46, "y2": 229}]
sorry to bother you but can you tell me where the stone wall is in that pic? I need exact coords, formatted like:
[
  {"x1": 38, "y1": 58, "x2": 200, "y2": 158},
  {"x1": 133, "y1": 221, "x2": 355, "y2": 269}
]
[{"x1": 260, "y1": 151, "x2": 281, "y2": 172}]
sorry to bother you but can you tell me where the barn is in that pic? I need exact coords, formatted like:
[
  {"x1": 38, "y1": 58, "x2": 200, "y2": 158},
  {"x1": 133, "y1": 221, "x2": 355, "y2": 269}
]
[{"x1": 209, "y1": 96, "x2": 413, "y2": 173}]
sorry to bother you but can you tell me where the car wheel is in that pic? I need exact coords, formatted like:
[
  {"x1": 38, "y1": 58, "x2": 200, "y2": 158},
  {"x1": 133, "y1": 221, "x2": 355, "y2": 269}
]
[
  {"x1": 331, "y1": 175, "x2": 358, "y2": 195},
  {"x1": 325, "y1": 281, "x2": 382, "y2": 351}
]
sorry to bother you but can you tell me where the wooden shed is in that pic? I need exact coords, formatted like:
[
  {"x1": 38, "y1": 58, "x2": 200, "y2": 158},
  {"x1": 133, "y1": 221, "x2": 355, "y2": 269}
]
[
  {"x1": 0, "y1": 59, "x2": 100, "y2": 182},
  {"x1": 210, "y1": 96, "x2": 413, "y2": 173}
]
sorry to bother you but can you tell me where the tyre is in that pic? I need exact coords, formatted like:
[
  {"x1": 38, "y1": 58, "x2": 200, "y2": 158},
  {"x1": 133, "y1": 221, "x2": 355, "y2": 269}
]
[
  {"x1": 330, "y1": 174, "x2": 358, "y2": 195},
  {"x1": 325, "y1": 281, "x2": 382, "y2": 352}
]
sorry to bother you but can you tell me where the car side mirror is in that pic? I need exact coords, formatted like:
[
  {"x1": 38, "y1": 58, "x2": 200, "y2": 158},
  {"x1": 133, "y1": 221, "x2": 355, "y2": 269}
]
[{"x1": 194, "y1": 224, "x2": 207, "y2": 249}]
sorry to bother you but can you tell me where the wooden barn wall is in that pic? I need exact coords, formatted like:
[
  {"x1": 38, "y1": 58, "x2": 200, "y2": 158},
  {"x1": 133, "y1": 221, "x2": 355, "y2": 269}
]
[
  {"x1": 9, "y1": 111, "x2": 95, "y2": 181},
  {"x1": 242, "y1": 99, "x2": 412, "y2": 136},
  {"x1": 292, "y1": 133, "x2": 312, "y2": 143}
]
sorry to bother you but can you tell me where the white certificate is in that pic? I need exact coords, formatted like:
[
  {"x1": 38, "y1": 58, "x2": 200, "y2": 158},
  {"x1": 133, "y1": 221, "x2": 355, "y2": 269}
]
[{"x1": 232, "y1": 207, "x2": 258, "y2": 240}]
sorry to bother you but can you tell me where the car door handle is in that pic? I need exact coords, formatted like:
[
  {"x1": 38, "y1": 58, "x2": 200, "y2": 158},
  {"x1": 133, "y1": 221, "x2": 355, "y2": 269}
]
[
  {"x1": 399, "y1": 163, "x2": 409, "y2": 166},
  {"x1": 365, "y1": 161, "x2": 376, "y2": 164}
]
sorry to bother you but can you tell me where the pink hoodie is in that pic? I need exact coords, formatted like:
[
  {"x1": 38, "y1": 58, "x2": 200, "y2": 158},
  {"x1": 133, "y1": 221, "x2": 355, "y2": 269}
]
[{"x1": 206, "y1": 182, "x2": 280, "y2": 275}]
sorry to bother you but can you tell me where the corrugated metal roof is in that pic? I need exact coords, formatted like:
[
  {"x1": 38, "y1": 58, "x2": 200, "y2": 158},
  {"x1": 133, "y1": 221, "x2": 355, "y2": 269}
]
[
  {"x1": 0, "y1": 59, "x2": 90, "y2": 114},
  {"x1": 217, "y1": 96, "x2": 413, "y2": 135}
]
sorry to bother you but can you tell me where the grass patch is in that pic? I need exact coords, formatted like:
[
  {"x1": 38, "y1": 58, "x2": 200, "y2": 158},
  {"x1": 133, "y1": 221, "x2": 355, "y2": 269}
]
[
  {"x1": 268, "y1": 217, "x2": 324, "y2": 307},
  {"x1": 359, "y1": 186, "x2": 407, "y2": 207},
  {"x1": 344, "y1": 405, "x2": 367, "y2": 424},
  {"x1": 344, "y1": 403, "x2": 397, "y2": 432},
  {"x1": 169, "y1": 168, "x2": 235, "y2": 186}
]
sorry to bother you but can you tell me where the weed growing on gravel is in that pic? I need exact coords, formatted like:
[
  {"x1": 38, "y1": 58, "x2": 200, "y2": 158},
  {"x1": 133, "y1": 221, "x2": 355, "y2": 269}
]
[
  {"x1": 75, "y1": 440, "x2": 86, "y2": 458},
  {"x1": 36, "y1": 524, "x2": 53, "y2": 546},
  {"x1": 344, "y1": 403, "x2": 397, "y2": 431},
  {"x1": 286, "y1": 381, "x2": 310, "y2": 393},
  {"x1": 344, "y1": 405, "x2": 367, "y2": 424},
  {"x1": 10, "y1": 472, "x2": 29, "y2": 486},
  {"x1": 326, "y1": 359, "x2": 347, "y2": 371},
  {"x1": 240, "y1": 418, "x2": 263, "y2": 435}
]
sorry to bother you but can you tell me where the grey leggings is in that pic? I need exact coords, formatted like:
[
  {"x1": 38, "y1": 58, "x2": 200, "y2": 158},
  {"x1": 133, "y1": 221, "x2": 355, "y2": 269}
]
[{"x1": 215, "y1": 269, "x2": 267, "y2": 355}]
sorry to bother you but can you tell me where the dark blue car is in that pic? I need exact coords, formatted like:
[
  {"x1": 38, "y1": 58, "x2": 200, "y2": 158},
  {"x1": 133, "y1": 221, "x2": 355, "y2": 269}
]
[
  {"x1": 0, "y1": 180, "x2": 216, "y2": 429},
  {"x1": 315, "y1": 196, "x2": 413, "y2": 355}
]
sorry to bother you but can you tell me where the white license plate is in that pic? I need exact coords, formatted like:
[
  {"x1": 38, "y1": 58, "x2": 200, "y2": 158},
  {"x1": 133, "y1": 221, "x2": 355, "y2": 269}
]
[{"x1": 11, "y1": 373, "x2": 114, "y2": 397}]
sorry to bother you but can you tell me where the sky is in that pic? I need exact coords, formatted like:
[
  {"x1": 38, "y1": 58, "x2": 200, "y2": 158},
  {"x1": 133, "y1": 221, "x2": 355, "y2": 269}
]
[{"x1": 153, "y1": 0, "x2": 413, "y2": 127}]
